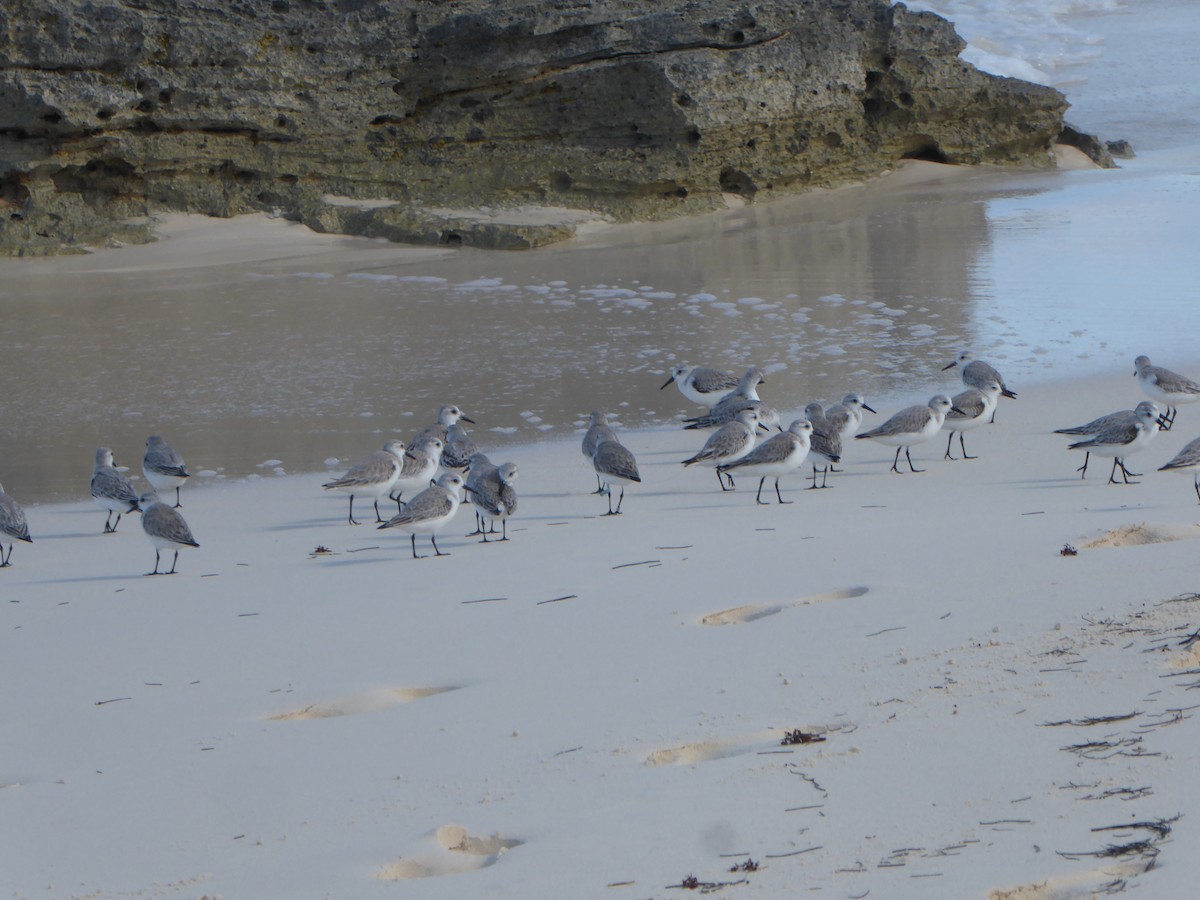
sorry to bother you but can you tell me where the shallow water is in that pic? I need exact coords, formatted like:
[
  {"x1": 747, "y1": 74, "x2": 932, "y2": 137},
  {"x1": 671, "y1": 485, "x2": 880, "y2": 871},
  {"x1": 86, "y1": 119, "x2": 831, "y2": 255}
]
[{"x1": 2, "y1": 0, "x2": 1198, "y2": 504}]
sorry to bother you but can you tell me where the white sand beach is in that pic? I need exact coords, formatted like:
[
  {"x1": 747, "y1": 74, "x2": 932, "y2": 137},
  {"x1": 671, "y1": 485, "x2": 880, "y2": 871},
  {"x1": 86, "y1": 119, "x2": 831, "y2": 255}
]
[
  {"x1": 5, "y1": 2, "x2": 1200, "y2": 897},
  {"x1": 5, "y1": 363, "x2": 1200, "y2": 898}
]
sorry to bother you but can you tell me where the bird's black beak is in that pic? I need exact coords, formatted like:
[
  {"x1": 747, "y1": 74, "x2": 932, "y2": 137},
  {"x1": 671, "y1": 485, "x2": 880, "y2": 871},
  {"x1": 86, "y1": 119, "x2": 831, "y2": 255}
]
[
  {"x1": 464, "y1": 485, "x2": 479, "y2": 497},
  {"x1": 660, "y1": 376, "x2": 674, "y2": 390},
  {"x1": 862, "y1": 403, "x2": 877, "y2": 414},
  {"x1": 460, "y1": 414, "x2": 476, "y2": 424},
  {"x1": 758, "y1": 423, "x2": 771, "y2": 432},
  {"x1": 942, "y1": 361, "x2": 958, "y2": 371},
  {"x1": 950, "y1": 405, "x2": 968, "y2": 416},
  {"x1": 405, "y1": 450, "x2": 418, "y2": 460}
]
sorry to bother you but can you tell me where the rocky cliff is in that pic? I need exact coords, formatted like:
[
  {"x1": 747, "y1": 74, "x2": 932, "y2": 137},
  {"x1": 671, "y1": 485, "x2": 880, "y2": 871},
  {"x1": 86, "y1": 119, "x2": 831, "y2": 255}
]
[{"x1": 0, "y1": 0, "x2": 1068, "y2": 254}]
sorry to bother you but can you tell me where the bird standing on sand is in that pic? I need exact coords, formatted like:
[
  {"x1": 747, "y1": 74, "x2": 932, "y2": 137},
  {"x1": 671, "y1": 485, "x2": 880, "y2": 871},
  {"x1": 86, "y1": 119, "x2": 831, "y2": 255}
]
[
  {"x1": 942, "y1": 382, "x2": 1002, "y2": 460},
  {"x1": 661, "y1": 365, "x2": 740, "y2": 408},
  {"x1": 379, "y1": 472, "x2": 465, "y2": 558},
  {"x1": 856, "y1": 395, "x2": 961, "y2": 473},
  {"x1": 441, "y1": 423, "x2": 478, "y2": 470},
  {"x1": 1134, "y1": 355, "x2": 1200, "y2": 428},
  {"x1": 1158, "y1": 435, "x2": 1200, "y2": 503},
  {"x1": 142, "y1": 435, "x2": 190, "y2": 508},
  {"x1": 391, "y1": 436, "x2": 444, "y2": 506},
  {"x1": 717, "y1": 419, "x2": 813, "y2": 504},
  {"x1": 682, "y1": 409, "x2": 762, "y2": 490},
  {"x1": 92, "y1": 448, "x2": 140, "y2": 534},
  {"x1": 1066, "y1": 401, "x2": 1163, "y2": 484},
  {"x1": 582, "y1": 411, "x2": 619, "y2": 494},
  {"x1": 322, "y1": 440, "x2": 405, "y2": 524},
  {"x1": 944, "y1": 352, "x2": 1016, "y2": 422},
  {"x1": 468, "y1": 462, "x2": 519, "y2": 541},
  {"x1": 1053, "y1": 402, "x2": 1165, "y2": 478},
  {"x1": 592, "y1": 439, "x2": 641, "y2": 516},
  {"x1": 0, "y1": 482, "x2": 32, "y2": 567},
  {"x1": 803, "y1": 402, "x2": 842, "y2": 489},
  {"x1": 139, "y1": 490, "x2": 199, "y2": 575}
]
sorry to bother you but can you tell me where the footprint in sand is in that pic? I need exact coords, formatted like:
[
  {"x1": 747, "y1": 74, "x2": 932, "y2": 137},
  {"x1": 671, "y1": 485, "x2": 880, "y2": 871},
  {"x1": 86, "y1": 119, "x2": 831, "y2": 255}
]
[
  {"x1": 377, "y1": 824, "x2": 523, "y2": 880},
  {"x1": 266, "y1": 685, "x2": 458, "y2": 721},
  {"x1": 700, "y1": 585, "x2": 869, "y2": 626},
  {"x1": 645, "y1": 725, "x2": 839, "y2": 766},
  {"x1": 1080, "y1": 521, "x2": 1200, "y2": 549}
]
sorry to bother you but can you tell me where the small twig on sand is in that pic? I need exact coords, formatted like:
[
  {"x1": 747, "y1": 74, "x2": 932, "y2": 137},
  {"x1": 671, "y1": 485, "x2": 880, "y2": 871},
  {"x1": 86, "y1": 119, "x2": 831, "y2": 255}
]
[{"x1": 537, "y1": 594, "x2": 578, "y2": 605}]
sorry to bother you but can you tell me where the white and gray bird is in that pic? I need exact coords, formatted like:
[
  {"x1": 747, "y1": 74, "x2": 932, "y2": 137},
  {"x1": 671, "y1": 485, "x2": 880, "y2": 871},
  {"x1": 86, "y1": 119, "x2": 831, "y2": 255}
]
[
  {"x1": 944, "y1": 352, "x2": 1016, "y2": 422},
  {"x1": 139, "y1": 490, "x2": 199, "y2": 575},
  {"x1": 804, "y1": 402, "x2": 842, "y2": 489},
  {"x1": 592, "y1": 439, "x2": 641, "y2": 516},
  {"x1": 1067, "y1": 401, "x2": 1162, "y2": 484},
  {"x1": 467, "y1": 461, "x2": 519, "y2": 541},
  {"x1": 1158, "y1": 435, "x2": 1200, "y2": 503},
  {"x1": 823, "y1": 393, "x2": 878, "y2": 444},
  {"x1": 582, "y1": 411, "x2": 619, "y2": 494},
  {"x1": 717, "y1": 419, "x2": 813, "y2": 504},
  {"x1": 379, "y1": 472, "x2": 465, "y2": 558},
  {"x1": 1053, "y1": 403, "x2": 1165, "y2": 478},
  {"x1": 856, "y1": 395, "x2": 961, "y2": 473},
  {"x1": 441, "y1": 423, "x2": 478, "y2": 470},
  {"x1": 91, "y1": 448, "x2": 140, "y2": 534},
  {"x1": 682, "y1": 408, "x2": 762, "y2": 490},
  {"x1": 391, "y1": 436, "x2": 445, "y2": 506},
  {"x1": 322, "y1": 440, "x2": 405, "y2": 524},
  {"x1": 0, "y1": 481, "x2": 32, "y2": 567},
  {"x1": 1134, "y1": 355, "x2": 1200, "y2": 428},
  {"x1": 660, "y1": 364, "x2": 740, "y2": 408},
  {"x1": 942, "y1": 382, "x2": 1002, "y2": 460},
  {"x1": 416, "y1": 404, "x2": 476, "y2": 444},
  {"x1": 464, "y1": 452, "x2": 498, "y2": 535},
  {"x1": 142, "y1": 435, "x2": 190, "y2": 508},
  {"x1": 682, "y1": 366, "x2": 767, "y2": 429}
]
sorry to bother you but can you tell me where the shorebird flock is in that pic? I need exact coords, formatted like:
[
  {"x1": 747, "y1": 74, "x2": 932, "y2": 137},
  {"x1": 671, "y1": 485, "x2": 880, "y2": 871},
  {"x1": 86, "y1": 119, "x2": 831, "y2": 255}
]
[{"x1": 2, "y1": 355, "x2": 1199, "y2": 572}]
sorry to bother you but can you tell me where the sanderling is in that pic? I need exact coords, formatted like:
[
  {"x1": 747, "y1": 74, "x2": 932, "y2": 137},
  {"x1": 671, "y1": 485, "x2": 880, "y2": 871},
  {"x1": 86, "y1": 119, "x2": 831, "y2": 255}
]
[
  {"x1": 441, "y1": 423, "x2": 478, "y2": 470},
  {"x1": 583, "y1": 411, "x2": 618, "y2": 493},
  {"x1": 467, "y1": 461, "x2": 519, "y2": 541},
  {"x1": 1134, "y1": 355, "x2": 1200, "y2": 428},
  {"x1": 392, "y1": 436, "x2": 445, "y2": 505},
  {"x1": 464, "y1": 452, "x2": 497, "y2": 535},
  {"x1": 944, "y1": 352, "x2": 1016, "y2": 421},
  {"x1": 804, "y1": 402, "x2": 842, "y2": 489},
  {"x1": 942, "y1": 382, "x2": 1002, "y2": 460},
  {"x1": 592, "y1": 439, "x2": 641, "y2": 515},
  {"x1": 682, "y1": 366, "x2": 766, "y2": 428},
  {"x1": 1053, "y1": 403, "x2": 1165, "y2": 478},
  {"x1": 0, "y1": 482, "x2": 32, "y2": 567},
  {"x1": 682, "y1": 408, "x2": 762, "y2": 490},
  {"x1": 92, "y1": 448, "x2": 140, "y2": 534},
  {"x1": 322, "y1": 440, "x2": 405, "y2": 524},
  {"x1": 717, "y1": 419, "x2": 813, "y2": 504},
  {"x1": 660, "y1": 365, "x2": 740, "y2": 408},
  {"x1": 855, "y1": 395, "x2": 960, "y2": 473},
  {"x1": 1067, "y1": 401, "x2": 1162, "y2": 484},
  {"x1": 379, "y1": 472, "x2": 465, "y2": 558},
  {"x1": 824, "y1": 393, "x2": 877, "y2": 444},
  {"x1": 683, "y1": 398, "x2": 778, "y2": 431},
  {"x1": 416, "y1": 404, "x2": 476, "y2": 443},
  {"x1": 139, "y1": 490, "x2": 199, "y2": 575},
  {"x1": 142, "y1": 435, "x2": 190, "y2": 508},
  {"x1": 1158, "y1": 435, "x2": 1200, "y2": 503}
]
